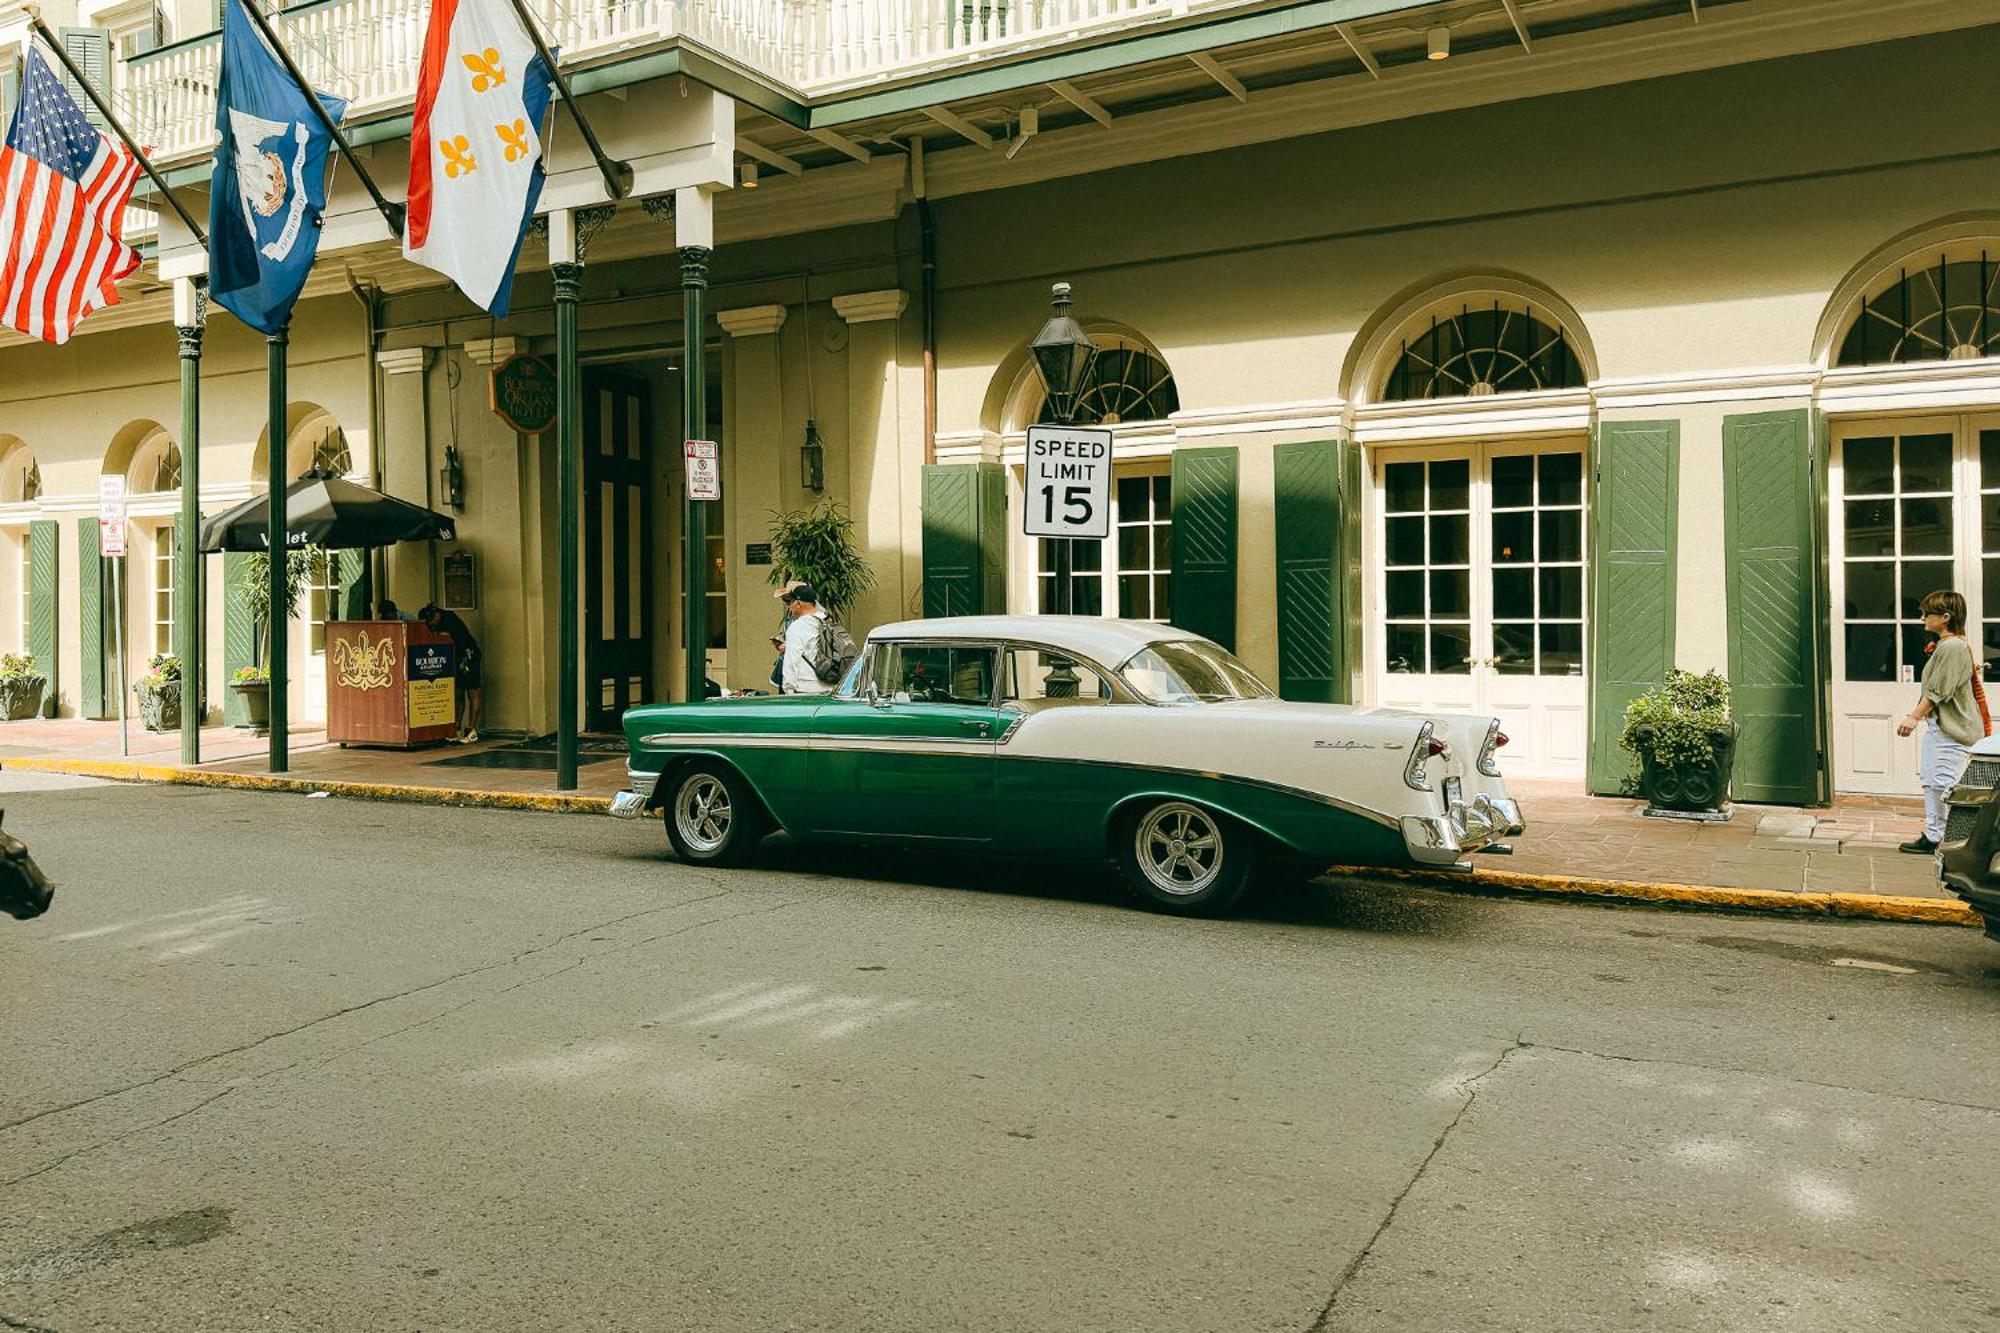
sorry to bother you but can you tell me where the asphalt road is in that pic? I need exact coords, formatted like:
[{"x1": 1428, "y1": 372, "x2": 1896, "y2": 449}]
[{"x1": 2, "y1": 772, "x2": 1998, "y2": 1333}]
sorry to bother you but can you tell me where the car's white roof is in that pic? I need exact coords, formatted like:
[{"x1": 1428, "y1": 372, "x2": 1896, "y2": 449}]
[{"x1": 865, "y1": 615, "x2": 1205, "y2": 664}]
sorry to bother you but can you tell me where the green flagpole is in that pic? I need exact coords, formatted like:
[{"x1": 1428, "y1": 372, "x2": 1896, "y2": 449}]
[
  {"x1": 176, "y1": 280, "x2": 206, "y2": 765},
  {"x1": 267, "y1": 329, "x2": 289, "y2": 772}
]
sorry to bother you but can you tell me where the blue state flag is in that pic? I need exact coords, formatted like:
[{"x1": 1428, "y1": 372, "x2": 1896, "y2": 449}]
[{"x1": 208, "y1": 0, "x2": 349, "y2": 334}]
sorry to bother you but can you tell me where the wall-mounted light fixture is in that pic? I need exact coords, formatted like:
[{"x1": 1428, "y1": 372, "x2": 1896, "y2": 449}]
[
  {"x1": 439, "y1": 443, "x2": 466, "y2": 510},
  {"x1": 801, "y1": 419, "x2": 825, "y2": 492},
  {"x1": 1426, "y1": 25, "x2": 1450, "y2": 59}
]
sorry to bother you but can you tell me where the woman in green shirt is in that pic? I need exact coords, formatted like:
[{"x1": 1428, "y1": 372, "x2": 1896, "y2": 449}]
[{"x1": 1896, "y1": 589, "x2": 1988, "y2": 853}]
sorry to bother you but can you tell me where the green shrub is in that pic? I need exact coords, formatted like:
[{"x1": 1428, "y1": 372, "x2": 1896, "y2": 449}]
[
  {"x1": 766, "y1": 502, "x2": 875, "y2": 617},
  {"x1": 1621, "y1": 668, "x2": 1732, "y2": 769}
]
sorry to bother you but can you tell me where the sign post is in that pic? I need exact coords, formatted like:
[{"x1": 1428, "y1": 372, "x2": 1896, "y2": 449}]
[
  {"x1": 1022, "y1": 424, "x2": 1113, "y2": 613},
  {"x1": 98, "y1": 477, "x2": 129, "y2": 756}
]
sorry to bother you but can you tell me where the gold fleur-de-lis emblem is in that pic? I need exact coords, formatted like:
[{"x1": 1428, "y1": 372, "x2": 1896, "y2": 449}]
[
  {"x1": 441, "y1": 134, "x2": 477, "y2": 178},
  {"x1": 462, "y1": 48, "x2": 507, "y2": 92},
  {"x1": 496, "y1": 119, "x2": 529, "y2": 163}
]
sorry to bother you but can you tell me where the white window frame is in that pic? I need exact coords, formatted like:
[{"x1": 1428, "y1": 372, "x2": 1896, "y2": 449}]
[
  {"x1": 1032, "y1": 460, "x2": 1172, "y2": 621},
  {"x1": 151, "y1": 522, "x2": 175, "y2": 658}
]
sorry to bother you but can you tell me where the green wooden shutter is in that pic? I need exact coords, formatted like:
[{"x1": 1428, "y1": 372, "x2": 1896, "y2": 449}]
[
  {"x1": 921, "y1": 462, "x2": 1006, "y2": 618},
  {"x1": 1587, "y1": 421, "x2": 1680, "y2": 795},
  {"x1": 1170, "y1": 447, "x2": 1238, "y2": 651},
  {"x1": 1274, "y1": 440, "x2": 1361, "y2": 702},
  {"x1": 336, "y1": 549, "x2": 368, "y2": 621},
  {"x1": 26, "y1": 519, "x2": 57, "y2": 717},
  {"x1": 57, "y1": 28, "x2": 111, "y2": 128},
  {"x1": 1723, "y1": 409, "x2": 1827, "y2": 804},
  {"x1": 223, "y1": 552, "x2": 255, "y2": 724},
  {"x1": 78, "y1": 518, "x2": 106, "y2": 718}
]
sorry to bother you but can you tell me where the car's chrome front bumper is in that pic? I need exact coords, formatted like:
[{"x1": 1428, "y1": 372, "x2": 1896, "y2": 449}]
[
  {"x1": 609, "y1": 767, "x2": 655, "y2": 820},
  {"x1": 1400, "y1": 794, "x2": 1524, "y2": 870}
]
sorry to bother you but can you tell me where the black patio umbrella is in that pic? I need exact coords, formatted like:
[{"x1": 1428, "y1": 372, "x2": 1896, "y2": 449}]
[{"x1": 197, "y1": 470, "x2": 456, "y2": 552}]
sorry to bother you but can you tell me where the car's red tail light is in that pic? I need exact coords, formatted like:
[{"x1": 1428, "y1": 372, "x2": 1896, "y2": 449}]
[
  {"x1": 1494, "y1": 732, "x2": 1510, "y2": 748},
  {"x1": 1426, "y1": 737, "x2": 1449, "y2": 757}
]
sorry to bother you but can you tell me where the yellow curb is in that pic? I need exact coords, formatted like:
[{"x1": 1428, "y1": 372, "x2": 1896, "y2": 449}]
[
  {"x1": 1, "y1": 755, "x2": 615, "y2": 815},
  {"x1": 8, "y1": 752, "x2": 1981, "y2": 927},
  {"x1": 1329, "y1": 863, "x2": 1982, "y2": 928}
]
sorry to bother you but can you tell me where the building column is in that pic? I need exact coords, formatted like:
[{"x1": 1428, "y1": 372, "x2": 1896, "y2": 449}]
[
  {"x1": 375, "y1": 347, "x2": 434, "y2": 612},
  {"x1": 716, "y1": 303, "x2": 787, "y2": 690},
  {"x1": 457, "y1": 336, "x2": 534, "y2": 735},
  {"x1": 833, "y1": 290, "x2": 911, "y2": 637}
]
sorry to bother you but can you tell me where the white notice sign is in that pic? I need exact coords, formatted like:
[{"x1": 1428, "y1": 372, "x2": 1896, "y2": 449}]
[
  {"x1": 1023, "y1": 424, "x2": 1113, "y2": 540},
  {"x1": 685, "y1": 438, "x2": 721, "y2": 501},
  {"x1": 98, "y1": 475, "x2": 127, "y2": 557}
]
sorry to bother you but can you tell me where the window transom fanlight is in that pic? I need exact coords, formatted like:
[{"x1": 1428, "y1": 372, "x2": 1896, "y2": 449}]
[
  {"x1": 1383, "y1": 302, "x2": 1585, "y2": 402},
  {"x1": 132, "y1": 437, "x2": 181, "y2": 493},
  {"x1": 1034, "y1": 338, "x2": 1178, "y2": 426},
  {"x1": 305, "y1": 426, "x2": 352, "y2": 477},
  {"x1": 21, "y1": 460, "x2": 39, "y2": 503},
  {"x1": 1837, "y1": 254, "x2": 2000, "y2": 366}
]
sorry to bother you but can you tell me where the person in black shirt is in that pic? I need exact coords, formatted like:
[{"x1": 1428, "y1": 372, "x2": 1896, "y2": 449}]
[{"x1": 419, "y1": 604, "x2": 482, "y2": 743}]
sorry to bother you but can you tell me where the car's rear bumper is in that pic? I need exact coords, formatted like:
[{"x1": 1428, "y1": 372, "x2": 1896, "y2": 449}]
[{"x1": 1400, "y1": 793, "x2": 1524, "y2": 869}]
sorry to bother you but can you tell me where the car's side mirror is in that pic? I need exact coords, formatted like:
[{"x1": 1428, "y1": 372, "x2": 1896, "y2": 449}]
[{"x1": 866, "y1": 683, "x2": 891, "y2": 710}]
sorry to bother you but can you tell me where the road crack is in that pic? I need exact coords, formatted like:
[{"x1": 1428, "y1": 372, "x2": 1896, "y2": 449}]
[
  {"x1": 1307, "y1": 1038, "x2": 1523, "y2": 1332},
  {"x1": 1518, "y1": 1039, "x2": 2000, "y2": 1116}
]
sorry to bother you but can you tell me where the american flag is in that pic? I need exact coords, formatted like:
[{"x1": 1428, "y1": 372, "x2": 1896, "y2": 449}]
[{"x1": 0, "y1": 49, "x2": 143, "y2": 345}]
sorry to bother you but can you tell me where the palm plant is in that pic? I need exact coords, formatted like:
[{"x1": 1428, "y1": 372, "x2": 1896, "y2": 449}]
[{"x1": 767, "y1": 502, "x2": 874, "y2": 616}]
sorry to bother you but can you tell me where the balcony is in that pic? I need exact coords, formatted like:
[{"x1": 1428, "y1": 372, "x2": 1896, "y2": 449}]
[{"x1": 117, "y1": 0, "x2": 1284, "y2": 164}]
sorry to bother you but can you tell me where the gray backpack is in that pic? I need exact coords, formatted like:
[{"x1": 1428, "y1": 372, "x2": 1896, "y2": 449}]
[{"x1": 810, "y1": 618, "x2": 860, "y2": 684}]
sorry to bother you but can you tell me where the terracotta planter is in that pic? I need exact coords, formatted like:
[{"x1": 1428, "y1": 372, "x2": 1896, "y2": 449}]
[{"x1": 1631, "y1": 721, "x2": 1737, "y2": 816}]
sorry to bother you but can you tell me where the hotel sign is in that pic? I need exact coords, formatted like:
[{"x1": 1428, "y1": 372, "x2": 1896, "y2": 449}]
[{"x1": 489, "y1": 354, "x2": 559, "y2": 435}]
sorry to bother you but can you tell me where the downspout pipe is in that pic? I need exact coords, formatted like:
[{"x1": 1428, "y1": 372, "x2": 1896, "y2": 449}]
[
  {"x1": 346, "y1": 270, "x2": 384, "y2": 609},
  {"x1": 919, "y1": 198, "x2": 936, "y2": 465}
]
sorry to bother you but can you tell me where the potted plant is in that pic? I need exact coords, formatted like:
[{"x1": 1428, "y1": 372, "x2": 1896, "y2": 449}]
[
  {"x1": 231, "y1": 665, "x2": 271, "y2": 733},
  {"x1": 0, "y1": 652, "x2": 46, "y2": 721},
  {"x1": 1621, "y1": 668, "x2": 1736, "y2": 819},
  {"x1": 133, "y1": 653, "x2": 182, "y2": 733},
  {"x1": 233, "y1": 546, "x2": 320, "y2": 733},
  {"x1": 766, "y1": 501, "x2": 876, "y2": 617}
]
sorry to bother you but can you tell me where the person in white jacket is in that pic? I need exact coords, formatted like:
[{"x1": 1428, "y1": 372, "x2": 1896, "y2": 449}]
[{"x1": 779, "y1": 584, "x2": 834, "y2": 695}]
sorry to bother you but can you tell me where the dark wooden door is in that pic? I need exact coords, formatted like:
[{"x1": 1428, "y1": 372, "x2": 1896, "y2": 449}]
[{"x1": 584, "y1": 370, "x2": 654, "y2": 731}]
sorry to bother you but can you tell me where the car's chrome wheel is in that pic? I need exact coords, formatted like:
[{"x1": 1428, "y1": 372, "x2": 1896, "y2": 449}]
[
  {"x1": 1135, "y1": 802, "x2": 1223, "y2": 896},
  {"x1": 673, "y1": 772, "x2": 734, "y2": 854}
]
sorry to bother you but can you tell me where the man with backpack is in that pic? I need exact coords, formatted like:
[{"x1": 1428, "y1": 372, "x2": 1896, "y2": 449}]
[{"x1": 778, "y1": 584, "x2": 858, "y2": 694}]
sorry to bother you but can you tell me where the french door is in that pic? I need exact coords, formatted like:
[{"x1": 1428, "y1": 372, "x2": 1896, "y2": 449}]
[
  {"x1": 1830, "y1": 415, "x2": 2000, "y2": 794},
  {"x1": 1372, "y1": 440, "x2": 1589, "y2": 779},
  {"x1": 584, "y1": 370, "x2": 655, "y2": 730}
]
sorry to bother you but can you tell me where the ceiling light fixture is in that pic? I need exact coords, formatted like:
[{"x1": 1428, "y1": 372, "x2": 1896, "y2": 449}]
[
  {"x1": 1004, "y1": 104, "x2": 1040, "y2": 160},
  {"x1": 1426, "y1": 25, "x2": 1450, "y2": 59},
  {"x1": 740, "y1": 160, "x2": 759, "y2": 188}
]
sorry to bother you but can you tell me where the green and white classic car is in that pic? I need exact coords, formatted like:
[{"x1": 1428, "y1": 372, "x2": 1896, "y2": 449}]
[{"x1": 613, "y1": 616, "x2": 1525, "y2": 914}]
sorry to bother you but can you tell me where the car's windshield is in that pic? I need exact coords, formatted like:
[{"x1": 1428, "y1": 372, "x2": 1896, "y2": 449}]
[{"x1": 1118, "y1": 641, "x2": 1274, "y2": 704}]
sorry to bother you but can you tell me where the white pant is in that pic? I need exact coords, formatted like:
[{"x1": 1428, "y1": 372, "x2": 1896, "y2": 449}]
[{"x1": 1920, "y1": 720, "x2": 1970, "y2": 843}]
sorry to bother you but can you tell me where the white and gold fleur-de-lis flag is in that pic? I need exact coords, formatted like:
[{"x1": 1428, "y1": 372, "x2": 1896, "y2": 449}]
[{"x1": 405, "y1": 0, "x2": 556, "y2": 315}]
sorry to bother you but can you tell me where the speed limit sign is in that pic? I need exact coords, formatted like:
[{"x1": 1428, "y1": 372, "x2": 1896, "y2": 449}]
[{"x1": 1022, "y1": 424, "x2": 1113, "y2": 540}]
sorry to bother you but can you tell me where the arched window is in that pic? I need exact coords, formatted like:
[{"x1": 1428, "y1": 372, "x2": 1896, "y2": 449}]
[
  {"x1": 301, "y1": 424, "x2": 353, "y2": 477},
  {"x1": 1836, "y1": 252, "x2": 2000, "y2": 366},
  {"x1": 1031, "y1": 336, "x2": 1179, "y2": 426},
  {"x1": 0, "y1": 442, "x2": 39, "y2": 504},
  {"x1": 129, "y1": 433, "x2": 181, "y2": 493},
  {"x1": 1382, "y1": 302, "x2": 1586, "y2": 401}
]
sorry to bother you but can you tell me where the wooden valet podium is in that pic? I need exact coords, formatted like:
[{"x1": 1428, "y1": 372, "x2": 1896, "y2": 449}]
[{"x1": 325, "y1": 621, "x2": 459, "y2": 748}]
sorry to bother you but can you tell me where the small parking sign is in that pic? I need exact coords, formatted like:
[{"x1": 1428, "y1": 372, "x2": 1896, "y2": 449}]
[{"x1": 1023, "y1": 425, "x2": 1113, "y2": 540}]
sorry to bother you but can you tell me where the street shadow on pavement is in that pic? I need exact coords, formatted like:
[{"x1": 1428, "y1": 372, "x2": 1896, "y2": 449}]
[{"x1": 731, "y1": 837, "x2": 1472, "y2": 938}]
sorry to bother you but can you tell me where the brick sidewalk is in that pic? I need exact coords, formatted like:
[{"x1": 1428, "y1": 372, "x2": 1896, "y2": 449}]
[
  {"x1": 0, "y1": 717, "x2": 1953, "y2": 900},
  {"x1": 0, "y1": 717, "x2": 629, "y2": 801},
  {"x1": 1498, "y1": 778, "x2": 1948, "y2": 899}
]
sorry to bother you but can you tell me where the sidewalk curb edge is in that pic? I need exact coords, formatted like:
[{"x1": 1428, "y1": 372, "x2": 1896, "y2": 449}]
[
  {"x1": 1329, "y1": 863, "x2": 1981, "y2": 927},
  {"x1": 11, "y1": 754, "x2": 1976, "y2": 926},
  {"x1": 1, "y1": 755, "x2": 615, "y2": 815}
]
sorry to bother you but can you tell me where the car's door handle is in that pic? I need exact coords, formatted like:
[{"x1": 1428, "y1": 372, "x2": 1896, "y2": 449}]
[{"x1": 960, "y1": 719, "x2": 989, "y2": 733}]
